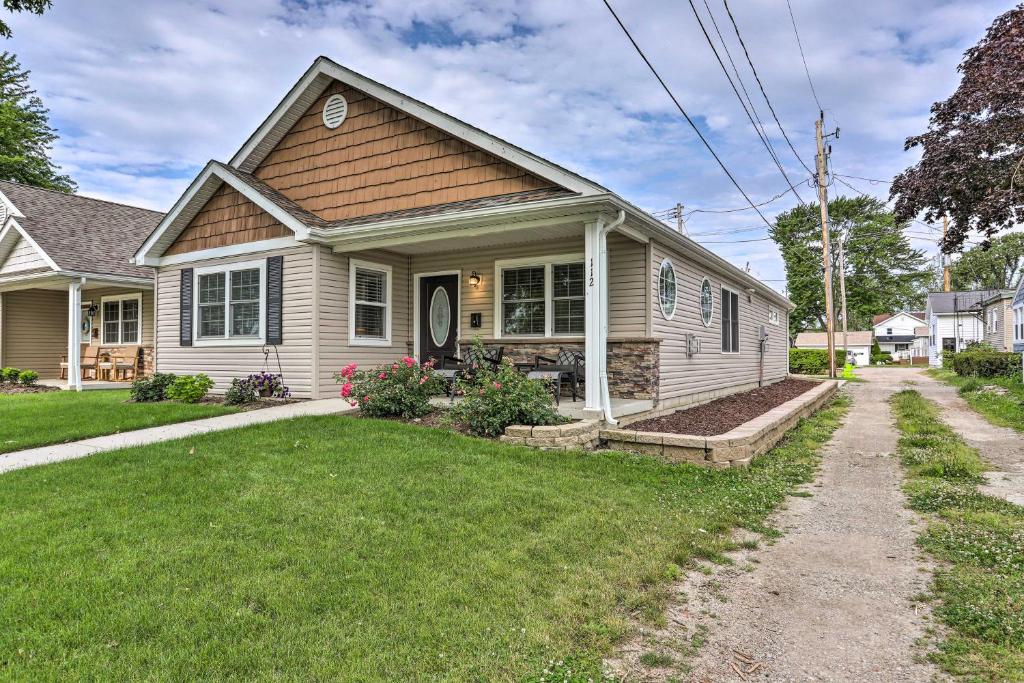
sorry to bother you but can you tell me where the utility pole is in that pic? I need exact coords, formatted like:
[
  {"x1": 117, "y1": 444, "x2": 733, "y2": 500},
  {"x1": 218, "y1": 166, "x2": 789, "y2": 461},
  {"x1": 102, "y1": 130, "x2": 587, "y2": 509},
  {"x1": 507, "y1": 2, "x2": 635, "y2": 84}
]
[
  {"x1": 675, "y1": 202, "x2": 687, "y2": 236},
  {"x1": 837, "y1": 233, "x2": 849, "y2": 361},
  {"x1": 942, "y1": 215, "x2": 951, "y2": 292},
  {"x1": 815, "y1": 115, "x2": 837, "y2": 378}
]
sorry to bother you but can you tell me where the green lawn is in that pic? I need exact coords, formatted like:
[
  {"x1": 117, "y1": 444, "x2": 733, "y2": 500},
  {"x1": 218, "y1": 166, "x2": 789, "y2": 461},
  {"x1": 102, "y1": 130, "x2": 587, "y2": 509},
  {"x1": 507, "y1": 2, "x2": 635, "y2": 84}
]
[
  {"x1": 0, "y1": 390, "x2": 237, "y2": 453},
  {"x1": 927, "y1": 368, "x2": 1024, "y2": 433},
  {"x1": 0, "y1": 397, "x2": 847, "y2": 681},
  {"x1": 892, "y1": 390, "x2": 1024, "y2": 680}
]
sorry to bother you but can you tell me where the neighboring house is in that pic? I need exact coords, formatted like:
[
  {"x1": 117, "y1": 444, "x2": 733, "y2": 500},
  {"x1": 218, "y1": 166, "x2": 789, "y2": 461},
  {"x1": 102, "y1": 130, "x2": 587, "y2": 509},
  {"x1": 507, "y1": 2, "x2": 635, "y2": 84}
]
[
  {"x1": 925, "y1": 290, "x2": 995, "y2": 366},
  {"x1": 132, "y1": 57, "x2": 793, "y2": 419},
  {"x1": 794, "y1": 331, "x2": 873, "y2": 366},
  {"x1": 976, "y1": 289, "x2": 1016, "y2": 351},
  {"x1": 871, "y1": 311, "x2": 926, "y2": 361},
  {"x1": 0, "y1": 182, "x2": 161, "y2": 387},
  {"x1": 1013, "y1": 278, "x2": 1024, "y2": 354}
]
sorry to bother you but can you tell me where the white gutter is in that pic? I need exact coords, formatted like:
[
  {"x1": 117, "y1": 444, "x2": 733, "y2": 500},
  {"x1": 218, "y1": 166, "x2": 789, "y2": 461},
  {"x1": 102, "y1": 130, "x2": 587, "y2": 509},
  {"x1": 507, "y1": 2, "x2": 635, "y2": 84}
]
[{"x1": 599, "y1": 210, "x2": 626, "y2": 426}]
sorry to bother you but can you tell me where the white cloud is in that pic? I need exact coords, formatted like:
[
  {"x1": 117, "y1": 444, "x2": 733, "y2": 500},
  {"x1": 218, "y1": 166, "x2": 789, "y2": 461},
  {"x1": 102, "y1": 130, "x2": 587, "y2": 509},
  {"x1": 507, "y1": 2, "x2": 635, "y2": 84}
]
[{"x1": 5, "y1": 0, "x2": 1017, "y2": 290}]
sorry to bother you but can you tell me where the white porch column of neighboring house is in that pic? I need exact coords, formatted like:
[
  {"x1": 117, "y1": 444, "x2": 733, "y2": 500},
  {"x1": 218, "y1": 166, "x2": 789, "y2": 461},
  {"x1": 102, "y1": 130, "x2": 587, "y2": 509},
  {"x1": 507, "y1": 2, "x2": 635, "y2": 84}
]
[{"x1": 67, "y1": 278, "x2": 83, "y2": 391}]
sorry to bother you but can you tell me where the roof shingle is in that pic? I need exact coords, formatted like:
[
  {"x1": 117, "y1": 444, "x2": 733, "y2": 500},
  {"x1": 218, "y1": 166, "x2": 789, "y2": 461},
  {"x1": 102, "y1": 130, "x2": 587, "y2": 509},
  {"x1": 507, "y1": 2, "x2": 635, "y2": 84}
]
[{"x1": 0, "y1": 181, "x2": 161, "y2": 279}]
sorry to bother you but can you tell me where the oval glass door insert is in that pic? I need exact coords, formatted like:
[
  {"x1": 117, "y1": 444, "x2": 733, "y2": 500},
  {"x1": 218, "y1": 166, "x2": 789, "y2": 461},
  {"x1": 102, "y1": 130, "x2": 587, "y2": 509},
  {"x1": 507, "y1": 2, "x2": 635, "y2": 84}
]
[{"x1": 429, "y1": 287, "x2": 451, "y2": 346}]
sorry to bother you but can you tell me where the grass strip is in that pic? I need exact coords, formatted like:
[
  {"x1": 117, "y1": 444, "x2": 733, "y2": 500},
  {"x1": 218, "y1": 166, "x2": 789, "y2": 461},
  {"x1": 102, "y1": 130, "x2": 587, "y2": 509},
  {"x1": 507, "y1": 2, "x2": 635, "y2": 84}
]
[
  {"x1": 891, "y1": 389, "x2": 1024, "y2": 681},
  {"x1": 0, "y1": 390, "x2": 237, "y2": 453},
  {"x1": 927, "y1": 368, "x2": 1024, "y2": 434}
]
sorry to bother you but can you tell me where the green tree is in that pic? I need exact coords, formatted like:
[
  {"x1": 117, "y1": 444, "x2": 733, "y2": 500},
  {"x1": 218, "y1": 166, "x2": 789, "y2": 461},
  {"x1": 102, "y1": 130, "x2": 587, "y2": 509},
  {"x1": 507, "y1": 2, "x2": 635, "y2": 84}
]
[
  {"x1": 950, "y1": 232, "x2": 1024, "y2": 290},
  {"x1": 0, "y1": 1, "x2": 50, "y2": 39},
  {"x1": 0, "y1": 51, "x2": 74, "y2": 191},
  {"x1": 771, "y1": 196, "x2": 932, "y2": 336}
]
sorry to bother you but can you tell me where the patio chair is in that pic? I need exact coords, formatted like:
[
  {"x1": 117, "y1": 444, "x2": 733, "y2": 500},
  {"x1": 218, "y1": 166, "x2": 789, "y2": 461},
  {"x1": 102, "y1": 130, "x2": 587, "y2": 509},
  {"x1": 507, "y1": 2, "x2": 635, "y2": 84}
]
[
  {"x1": 60, "y1": 346, "x2": 101, "y2": 381},
  {"x1": 113, "y1": 348, "x2": 143, "y2": 381},
  {"x1": 529, "y1": 348, "x2": 584, "y2": 405},
  {"x1": 435, "y1": 345, "x2": 504, "y2": 402}
]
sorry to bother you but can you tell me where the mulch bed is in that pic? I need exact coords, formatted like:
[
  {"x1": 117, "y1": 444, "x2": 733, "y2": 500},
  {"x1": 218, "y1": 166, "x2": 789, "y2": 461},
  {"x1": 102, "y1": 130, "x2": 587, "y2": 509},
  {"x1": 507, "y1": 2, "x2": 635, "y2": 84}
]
[
  {"x1": 627, "y1": 378, "x2": 820, "y2": 437},
  {"x1": 0, "y1": 384, "x2": 61, "y2": 395}
]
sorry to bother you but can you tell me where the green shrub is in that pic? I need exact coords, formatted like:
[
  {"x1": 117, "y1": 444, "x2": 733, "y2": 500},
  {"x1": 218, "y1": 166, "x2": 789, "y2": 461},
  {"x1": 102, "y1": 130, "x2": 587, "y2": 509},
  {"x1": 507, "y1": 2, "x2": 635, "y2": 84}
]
[
  {"x1": 446, "y1": 353, "x2": 566, "y2": 437},
  {"x1": 165, "y1": 374, "x2": 214, "y2": 404},
  {"x1": 130, "y1": 373, "x2": 177, "y2": 402},
  {"x1": 871, "y1": 352, "x2": 894, "y2": 365},
  {"x1": 947, "y1": 350, "x2": 1022, "y2": 379},
  {"x1": 17, "y1": 370, "x2": 39, "y2": 386},
  {"x1": 1, "y1": 367, "x2": 22, "y2": 384},
  {"x1": 788, "y1": 348, "x2": 845, "y2": 375},
  {"x1": 225, "y1": 378, "x2": 259, "y2": 406},
  {"x1": 335, "y1": 356, "x2": 443, "y2": 419}
]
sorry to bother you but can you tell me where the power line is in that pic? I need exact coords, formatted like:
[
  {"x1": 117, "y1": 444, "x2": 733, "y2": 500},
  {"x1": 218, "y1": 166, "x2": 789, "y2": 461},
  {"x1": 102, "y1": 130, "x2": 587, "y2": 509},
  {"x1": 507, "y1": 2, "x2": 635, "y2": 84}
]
[
  {"x1": 601, "y1": 0, "x2": 775, "y2": 230},
  {"x1": 721, "y1": 0, "x2": 814, "y2": 176},
  {"x1": 685, "y1": 0, "x2": 807, "y2": 203},
  {"x1": 785, "y1": 0, "x2": 823, "y2": 112},
  {"x1": 834, "y1": 173, "x2": 892, "y2": 185}
]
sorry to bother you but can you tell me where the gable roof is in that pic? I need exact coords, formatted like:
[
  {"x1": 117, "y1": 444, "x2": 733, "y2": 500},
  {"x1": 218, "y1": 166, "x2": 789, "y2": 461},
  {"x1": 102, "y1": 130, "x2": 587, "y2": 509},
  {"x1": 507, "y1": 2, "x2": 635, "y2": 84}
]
[
  {"x1": 926, "y1": 290, "x2": 998, "y2": 315},
  {"x1": 872, "y1": 311, "x2": 924, "y2": 326},
  {"x1": 0, "y1": 181, "x2": 160, "y2": 280},
  {"x1": 230, "y1": 57, "x2": 606, "y2": 196},
  {"x1": 795, "y1": 331, "x2": 873, "y2": 347}
]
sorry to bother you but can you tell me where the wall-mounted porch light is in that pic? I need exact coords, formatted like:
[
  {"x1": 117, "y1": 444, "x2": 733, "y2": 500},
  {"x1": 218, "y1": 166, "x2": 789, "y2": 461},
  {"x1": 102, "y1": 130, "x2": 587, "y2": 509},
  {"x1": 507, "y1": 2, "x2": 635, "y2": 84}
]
[{"x1": 468, "y1": 271, "x2": 481, "y2": 288}]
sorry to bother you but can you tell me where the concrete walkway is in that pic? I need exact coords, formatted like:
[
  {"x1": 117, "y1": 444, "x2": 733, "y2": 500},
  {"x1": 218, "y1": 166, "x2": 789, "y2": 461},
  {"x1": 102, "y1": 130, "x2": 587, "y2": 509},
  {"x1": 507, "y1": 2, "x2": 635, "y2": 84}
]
[{"x1": 0, "y1": 398, "x2": 354, "y2": 474}]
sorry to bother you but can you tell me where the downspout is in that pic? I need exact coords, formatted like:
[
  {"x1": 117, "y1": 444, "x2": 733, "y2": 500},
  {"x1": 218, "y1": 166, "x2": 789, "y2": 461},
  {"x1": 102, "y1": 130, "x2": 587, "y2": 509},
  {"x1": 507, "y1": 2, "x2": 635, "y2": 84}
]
[{"x1": 599, "y1": 210, "x2": 626, "y2": 426}]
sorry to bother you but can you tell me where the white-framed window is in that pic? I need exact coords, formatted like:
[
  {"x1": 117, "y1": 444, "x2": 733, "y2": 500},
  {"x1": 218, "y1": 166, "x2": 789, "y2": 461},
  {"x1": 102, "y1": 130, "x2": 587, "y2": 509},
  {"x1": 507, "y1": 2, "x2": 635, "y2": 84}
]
[
  {"x1": 721, "y1": 286, "x2": 740, "y2": 353},
  {"x1": 349, "y1": 259, "x2": 392, "y2": 346},
  {"x1": 100, "y1": 293, "x2": 142, "y2": 345},
  {"x1": 194, "y1": 259, "x2": 265, "y2": 346},
  {"x1": 659, "y1": 259, "x2": 677, "y2": 320},
  {"x1": 768, "y1": 304, "x2": 780, "y2": 326},
  {"x1": 886, "y1": 327, "x2": 893, "y2": 335},
  {"x1": 699, "y1": 277, "x2": 713, "y2": 327},
  {"x1": 495, "y1": 253, "x2": 585, "y2": 338},
  {"x1": 1014, "y1": 306, "x2": 1023, "y2": 342}
]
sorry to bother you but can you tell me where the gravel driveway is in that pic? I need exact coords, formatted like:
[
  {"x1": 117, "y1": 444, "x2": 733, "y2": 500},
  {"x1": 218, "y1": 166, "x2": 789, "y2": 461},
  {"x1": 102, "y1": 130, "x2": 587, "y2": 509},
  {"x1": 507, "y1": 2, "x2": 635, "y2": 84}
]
[{"x1": 610, "y1": 369, "x2": 942, "y2": 682}]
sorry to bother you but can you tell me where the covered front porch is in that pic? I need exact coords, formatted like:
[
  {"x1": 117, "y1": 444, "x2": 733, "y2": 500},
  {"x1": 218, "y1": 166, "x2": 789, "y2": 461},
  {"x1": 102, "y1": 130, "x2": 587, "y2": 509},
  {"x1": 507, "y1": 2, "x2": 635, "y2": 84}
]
[
  {"x1": 327, "y1": 199, "x2": 658, "y2": 421},
  {"x1": 0, "y1": 272, "x2": 154, "y2": 391}
]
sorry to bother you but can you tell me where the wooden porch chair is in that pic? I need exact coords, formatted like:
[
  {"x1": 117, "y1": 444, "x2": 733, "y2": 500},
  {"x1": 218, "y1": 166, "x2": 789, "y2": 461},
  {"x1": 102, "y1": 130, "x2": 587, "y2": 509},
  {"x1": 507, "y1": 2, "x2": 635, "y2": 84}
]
[
  {"x1": 60, "y1": 346, "x2": 101, "y2": 381},
  {"x1": 113, "y1": 348, "x2": 143, "y2": 381}
]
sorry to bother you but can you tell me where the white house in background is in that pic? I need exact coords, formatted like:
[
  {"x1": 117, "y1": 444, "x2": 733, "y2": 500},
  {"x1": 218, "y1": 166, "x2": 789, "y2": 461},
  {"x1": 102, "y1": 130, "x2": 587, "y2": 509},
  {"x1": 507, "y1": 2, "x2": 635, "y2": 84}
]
[
  {"x1": 1012, "y1": 278, "x2": 1024, "y2": 354},
  {"x1": 925, "y1": 290, "x2": 995, "y2": 366},
  {"x1": 794, "y1": 330, "x2": 873, "y2": 366},
  {"x1": 871, "y1": 311, "x2": 927, "y2": 361}
]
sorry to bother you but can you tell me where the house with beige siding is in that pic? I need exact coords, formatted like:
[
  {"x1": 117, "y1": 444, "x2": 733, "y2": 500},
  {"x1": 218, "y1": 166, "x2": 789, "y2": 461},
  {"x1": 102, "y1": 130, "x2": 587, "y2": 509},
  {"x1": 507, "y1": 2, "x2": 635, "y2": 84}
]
[
  {"x1": 0, "y1": 182, "x2": 160, "y2": 388},
  {"x1": 976, "y1": 289, "x2": 1016, "y2": 351},
  {"x1": 133, "y1": 57, "x2": 792, "y2": 420}
]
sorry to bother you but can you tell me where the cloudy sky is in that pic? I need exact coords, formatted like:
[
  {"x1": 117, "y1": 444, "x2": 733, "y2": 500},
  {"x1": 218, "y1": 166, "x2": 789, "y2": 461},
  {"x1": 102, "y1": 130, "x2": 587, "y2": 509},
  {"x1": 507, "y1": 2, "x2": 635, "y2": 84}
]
[{"x1": 5, "y1": 0, "x2": 1016, "y2": 290}]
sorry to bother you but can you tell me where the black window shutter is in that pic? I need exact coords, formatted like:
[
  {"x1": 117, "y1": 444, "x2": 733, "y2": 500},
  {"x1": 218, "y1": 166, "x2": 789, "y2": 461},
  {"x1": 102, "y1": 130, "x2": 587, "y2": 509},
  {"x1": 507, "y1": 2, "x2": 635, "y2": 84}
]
[
  {"x1": 180, "y1": 268, "x2": 193, "y2": 347},
  {"x1": 266, "y1": 255, "x2": 284, "y2": 345}
]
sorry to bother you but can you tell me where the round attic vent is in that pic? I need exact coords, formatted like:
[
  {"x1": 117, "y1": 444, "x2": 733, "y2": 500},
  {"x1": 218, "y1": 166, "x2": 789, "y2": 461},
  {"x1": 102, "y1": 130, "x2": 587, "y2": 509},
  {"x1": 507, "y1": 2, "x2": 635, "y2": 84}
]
[{"x1": 322, "y1": 94, "x2": 348, "y2": 129}]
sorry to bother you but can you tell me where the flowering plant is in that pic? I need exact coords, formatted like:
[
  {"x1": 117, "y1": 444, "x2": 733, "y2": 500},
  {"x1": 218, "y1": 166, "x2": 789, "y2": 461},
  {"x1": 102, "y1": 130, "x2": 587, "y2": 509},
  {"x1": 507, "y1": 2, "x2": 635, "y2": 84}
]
[
  {"x1": 446, "y1": 342, "x2": 565, "y2": 437},
  {"x1": 225, "y1": 372, "x2": 290, "y2": 405},
  {"x1": 335, "y1": 356, "x2": 443, "y2": 418}
]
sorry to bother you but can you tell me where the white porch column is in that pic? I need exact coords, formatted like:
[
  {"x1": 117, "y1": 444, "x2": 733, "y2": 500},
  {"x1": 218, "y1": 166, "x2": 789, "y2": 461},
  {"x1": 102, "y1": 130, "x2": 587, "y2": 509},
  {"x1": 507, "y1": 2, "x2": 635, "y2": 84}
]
[
  {"x1": 67, "y1": 279, "x2": 82, "y2": 391},
  {"x1": 583, "y1": 219, "x2": 603, "y2": 415}
]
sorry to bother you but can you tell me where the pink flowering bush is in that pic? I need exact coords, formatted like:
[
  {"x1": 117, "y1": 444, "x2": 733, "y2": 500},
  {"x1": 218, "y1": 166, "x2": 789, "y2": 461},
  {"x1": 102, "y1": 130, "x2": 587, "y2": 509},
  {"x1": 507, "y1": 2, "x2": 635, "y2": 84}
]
[
  {"x1": 335, "y1": 356, "x2": 443, "y2": 418},
  {"x1": 446, "y1": 347, "x2": 565, "y2": 437}
]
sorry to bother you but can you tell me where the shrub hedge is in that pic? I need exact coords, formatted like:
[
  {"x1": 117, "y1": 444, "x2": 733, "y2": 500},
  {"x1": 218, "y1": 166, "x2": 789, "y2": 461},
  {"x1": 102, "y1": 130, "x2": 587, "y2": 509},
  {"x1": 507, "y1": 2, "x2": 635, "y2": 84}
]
[
  {"x1": 789, "y1": 348, "x2": 845, "y2": 375},
  {"x1": 946, "y1": 350, "x2": 1022, "y2": 379}
]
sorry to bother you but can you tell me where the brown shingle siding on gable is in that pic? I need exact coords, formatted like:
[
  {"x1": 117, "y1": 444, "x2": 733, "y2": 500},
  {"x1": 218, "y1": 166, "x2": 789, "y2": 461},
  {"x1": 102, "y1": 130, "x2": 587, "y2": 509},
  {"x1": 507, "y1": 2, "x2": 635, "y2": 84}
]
[
  {"x1": 164, "y1": 183, "x2": 291, "y2": 255},
  {"x1": 251, "y1": 81, "x2": 559, "y2": 222}
]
